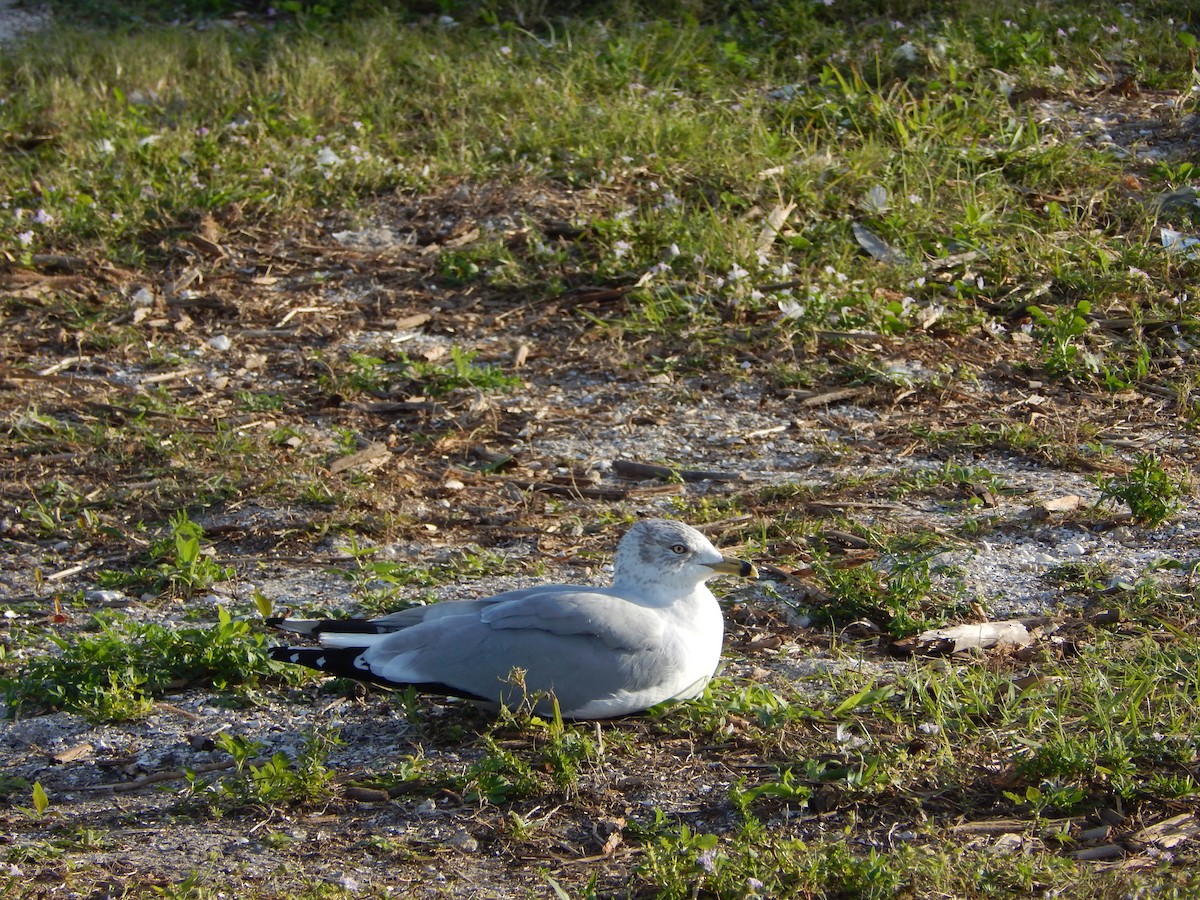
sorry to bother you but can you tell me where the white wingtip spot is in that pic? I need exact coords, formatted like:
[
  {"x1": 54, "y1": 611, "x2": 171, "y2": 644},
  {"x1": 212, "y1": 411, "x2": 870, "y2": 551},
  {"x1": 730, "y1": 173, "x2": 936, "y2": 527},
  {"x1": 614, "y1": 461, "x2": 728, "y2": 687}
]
[
  {"x1": 290, "y1": 653, "x2": 300, "y2": 663},
  {"x1": 315, "y1": 656, "x2": 326, "y2": 667}
]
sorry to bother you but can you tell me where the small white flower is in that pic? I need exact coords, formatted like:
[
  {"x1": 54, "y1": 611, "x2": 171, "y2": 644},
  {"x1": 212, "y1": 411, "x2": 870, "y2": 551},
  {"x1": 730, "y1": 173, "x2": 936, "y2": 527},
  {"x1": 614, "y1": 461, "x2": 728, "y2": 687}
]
[
  {"x1": 316, "y1": 147, "x2": 342, "y2": 167},
  {"x1": 982, "y1": 319, "x2": 1008, "y2": 337},
  {"x1": 17, "y1": 230, "x2": 33, "y2": 246},
  {"x1": 33, "y1": 209, "x2": 53, "y2": 225},
  {"x1": 612, "y1": 240, "x2": 632, "y2": 259}
]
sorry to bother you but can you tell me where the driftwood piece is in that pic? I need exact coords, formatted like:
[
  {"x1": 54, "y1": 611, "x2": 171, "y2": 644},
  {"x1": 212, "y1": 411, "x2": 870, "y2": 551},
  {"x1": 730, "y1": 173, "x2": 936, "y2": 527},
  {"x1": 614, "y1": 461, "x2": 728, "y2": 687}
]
[
  {"x1": 892, "y1": 618, "x2": 1050, "y2": 656},
  {"x1": 1071, "y1": 844, "x2": 1126, "y2": 861},
  {"x1": 1129, "y1": 813, "x2": 1200, "y2": 850}
]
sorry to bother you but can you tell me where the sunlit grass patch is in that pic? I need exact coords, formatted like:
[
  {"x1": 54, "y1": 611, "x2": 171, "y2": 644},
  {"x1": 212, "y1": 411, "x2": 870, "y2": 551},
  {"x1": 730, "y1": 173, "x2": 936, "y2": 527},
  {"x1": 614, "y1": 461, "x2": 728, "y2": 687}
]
[
  {"x1": 0, "y1": 607, "x2": 274, "y2": 722},
  {"x1": 1, "y1": 3, "x2": 1198, "y2": 896}
]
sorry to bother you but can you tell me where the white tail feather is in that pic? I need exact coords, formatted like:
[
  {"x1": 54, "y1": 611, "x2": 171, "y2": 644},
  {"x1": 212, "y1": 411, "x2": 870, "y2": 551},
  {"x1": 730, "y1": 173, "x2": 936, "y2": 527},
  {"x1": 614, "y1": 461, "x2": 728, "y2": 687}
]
[{"x1": 319, "y1": 631, "x2": 393, "y2": 650}]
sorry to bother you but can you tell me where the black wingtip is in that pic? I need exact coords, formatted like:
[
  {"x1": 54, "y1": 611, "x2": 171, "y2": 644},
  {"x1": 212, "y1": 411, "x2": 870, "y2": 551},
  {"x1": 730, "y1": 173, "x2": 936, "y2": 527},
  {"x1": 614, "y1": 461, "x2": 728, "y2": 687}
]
[
  {"x1": 269, "y1": 646, "x2": 491, "y2": 703},
  {"x1": 269, "y1": 645, "x2": 379, "y2": 681},
  {"x1": 265, "y1": 617, "x2": 391, "y2": 635}
]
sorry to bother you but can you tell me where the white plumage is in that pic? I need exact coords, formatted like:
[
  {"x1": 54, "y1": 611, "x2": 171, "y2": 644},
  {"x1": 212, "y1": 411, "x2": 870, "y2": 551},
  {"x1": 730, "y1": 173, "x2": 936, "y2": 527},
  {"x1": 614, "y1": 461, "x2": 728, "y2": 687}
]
[{"x1": 267, "y1": 519, "x2": 757, "y2": 719}]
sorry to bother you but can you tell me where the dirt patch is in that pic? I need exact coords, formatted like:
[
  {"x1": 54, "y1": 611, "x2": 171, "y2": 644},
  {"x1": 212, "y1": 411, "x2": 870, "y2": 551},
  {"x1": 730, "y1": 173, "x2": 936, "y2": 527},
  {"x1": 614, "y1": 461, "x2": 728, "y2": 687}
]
[{"x1": 0, "y1": 0, "x2": 49, "y2": 46}]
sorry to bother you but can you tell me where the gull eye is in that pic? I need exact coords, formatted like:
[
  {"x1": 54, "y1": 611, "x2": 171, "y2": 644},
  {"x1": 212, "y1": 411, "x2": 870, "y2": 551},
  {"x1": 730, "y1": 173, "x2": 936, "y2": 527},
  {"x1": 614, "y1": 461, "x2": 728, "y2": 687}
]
[{"x1": 670, "y1": 543, "x2": 688, "y2": 555}]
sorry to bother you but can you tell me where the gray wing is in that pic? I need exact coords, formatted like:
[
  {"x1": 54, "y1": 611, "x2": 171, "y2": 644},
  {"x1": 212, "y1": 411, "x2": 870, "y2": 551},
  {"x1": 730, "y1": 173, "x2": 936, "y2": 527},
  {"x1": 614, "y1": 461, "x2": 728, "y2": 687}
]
[
  {"x1": 360, "y1": 590, "x2": 674, "y2": 715},
  {"x1": 479, "y1": 590, "x2": 662, "y2": 650},
  {"x1": 365, "y1": 584, "x2": 625, "y2": 631}
]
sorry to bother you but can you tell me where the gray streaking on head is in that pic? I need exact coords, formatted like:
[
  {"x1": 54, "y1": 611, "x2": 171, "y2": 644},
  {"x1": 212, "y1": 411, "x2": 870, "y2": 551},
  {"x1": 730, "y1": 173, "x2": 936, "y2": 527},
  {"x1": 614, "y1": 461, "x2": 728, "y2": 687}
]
[{"x1": 267, "y1": 519, "x2": 757, "y2": 720}]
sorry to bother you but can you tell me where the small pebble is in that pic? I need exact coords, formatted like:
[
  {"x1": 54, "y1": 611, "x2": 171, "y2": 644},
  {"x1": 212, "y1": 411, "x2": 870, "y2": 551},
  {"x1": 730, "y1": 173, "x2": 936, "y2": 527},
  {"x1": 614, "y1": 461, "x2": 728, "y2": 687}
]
[
  {"x1": 207, "y1": 334, "x2": 232, "y2": 352},
  {"x1": 1061, "y1": 541, "x2": 1086, "y2": 557},
  {"x1": 85, "y1": 589, "x2": 127, "y2": 605},
  {"x1": 446, "y1": 830, "x2": 478, "y2": 853}
]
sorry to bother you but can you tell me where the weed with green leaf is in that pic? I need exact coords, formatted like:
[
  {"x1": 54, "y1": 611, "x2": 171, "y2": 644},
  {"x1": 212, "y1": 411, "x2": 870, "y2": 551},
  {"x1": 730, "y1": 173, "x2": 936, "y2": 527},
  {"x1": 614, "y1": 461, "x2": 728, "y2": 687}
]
[{"x1": 1, "y1": 607, "x2": 274, "y2": 721}]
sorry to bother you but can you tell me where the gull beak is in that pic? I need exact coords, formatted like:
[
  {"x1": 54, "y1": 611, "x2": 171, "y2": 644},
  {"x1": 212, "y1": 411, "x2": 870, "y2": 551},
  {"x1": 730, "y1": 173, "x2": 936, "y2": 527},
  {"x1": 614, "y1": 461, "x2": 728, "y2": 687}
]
[{"x1": 705, "y1": 555, "x2": 759, "y2": 579}]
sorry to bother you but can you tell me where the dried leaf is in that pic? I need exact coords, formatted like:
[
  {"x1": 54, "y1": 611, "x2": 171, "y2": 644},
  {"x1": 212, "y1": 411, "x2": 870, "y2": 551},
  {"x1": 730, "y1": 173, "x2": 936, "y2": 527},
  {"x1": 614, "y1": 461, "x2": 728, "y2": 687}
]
[
  {"x1": 1042, "y1": 495, "x2": 1085, "y2": 513},
  {"x1": 330, "y1": 442, "x2": 391, "y2": 475},
  {"x1": 757, "y1": 201, "x2": 796, "y2": 253},
  {"x1": 51, "y1": 743, "x2": 93, "y2": 764}
]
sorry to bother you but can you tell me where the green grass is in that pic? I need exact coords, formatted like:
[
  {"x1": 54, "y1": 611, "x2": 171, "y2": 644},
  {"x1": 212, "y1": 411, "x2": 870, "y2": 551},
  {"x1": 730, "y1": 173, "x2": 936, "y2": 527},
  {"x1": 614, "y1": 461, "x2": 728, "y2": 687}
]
[
  {"x1": 1097, "y1": 451, "x2": 1188, "y2": 525},
  {"x1": 2, "y1": 5, "x2": 1192, "y2": 327},
  {"x1": 2, "y1": 2, "x2": 1199, "y2": 897},
  {"x1": 184, "y1": 728, "x2": 340, "y2": 812},
  {"x1": 0, "y1": 606, "x2": 275, "y2": 721}
]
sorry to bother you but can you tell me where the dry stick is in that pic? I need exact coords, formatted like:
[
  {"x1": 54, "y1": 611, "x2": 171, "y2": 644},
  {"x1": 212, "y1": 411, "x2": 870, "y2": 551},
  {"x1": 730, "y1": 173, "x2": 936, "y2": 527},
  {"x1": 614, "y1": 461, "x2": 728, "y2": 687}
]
[
  {"x1": 612, "y1": 459, "x2": 748, "y2": 483},
  {"x1": 503, "y1": 478, "x2": 639, "y2": 501},
  {"x1": 78, "y1": 759, "x2": 253, "y2": 793}
]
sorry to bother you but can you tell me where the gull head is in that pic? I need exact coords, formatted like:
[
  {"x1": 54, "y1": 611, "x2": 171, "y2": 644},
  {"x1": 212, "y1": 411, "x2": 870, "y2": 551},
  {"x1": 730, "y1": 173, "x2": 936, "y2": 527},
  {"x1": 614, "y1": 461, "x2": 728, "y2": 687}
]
[{"x1": 611, "y1": 518, "x2": 757, "y2": 599}]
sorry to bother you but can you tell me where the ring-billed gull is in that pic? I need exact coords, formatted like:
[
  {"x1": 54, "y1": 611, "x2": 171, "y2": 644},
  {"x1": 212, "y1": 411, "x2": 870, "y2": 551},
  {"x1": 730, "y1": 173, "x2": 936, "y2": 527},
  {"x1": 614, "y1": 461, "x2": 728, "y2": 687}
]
[{"x1": 267, "y1": 519, "x2": 757, "y2": 719}]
